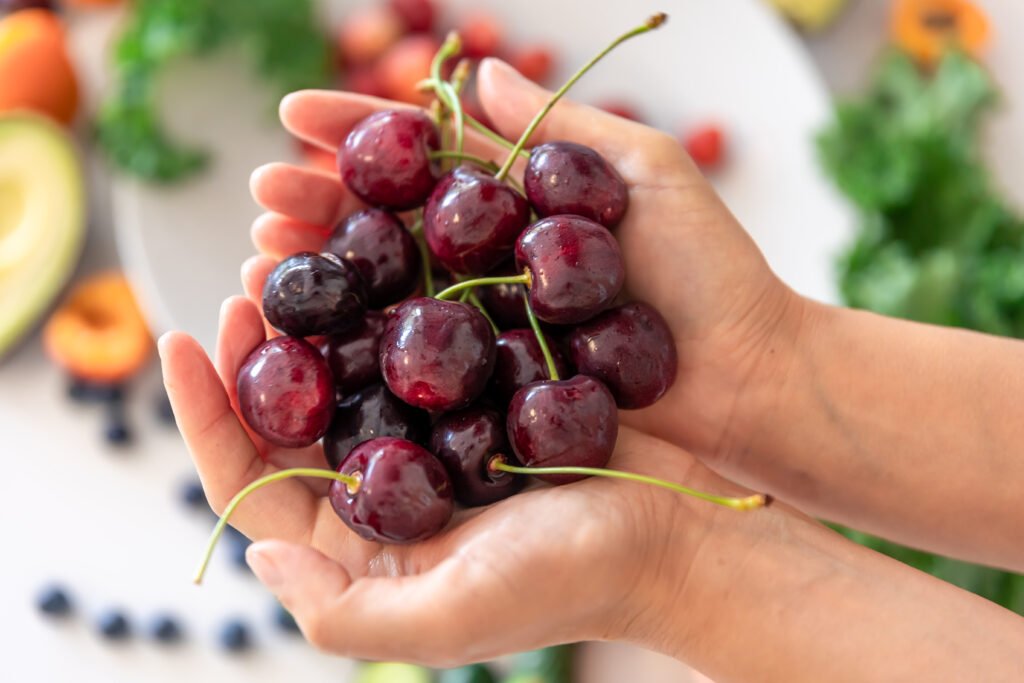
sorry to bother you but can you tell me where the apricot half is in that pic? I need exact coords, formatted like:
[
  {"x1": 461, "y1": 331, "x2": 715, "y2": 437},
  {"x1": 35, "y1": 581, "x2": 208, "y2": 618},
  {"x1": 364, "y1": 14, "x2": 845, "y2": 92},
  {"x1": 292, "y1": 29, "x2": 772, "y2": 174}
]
[
  {"x1": 43, "y1": 273, "x2": 152, "y2": 382},
  {"x1": 0, "y1": 9, "x2": 79, "y2": 125}
]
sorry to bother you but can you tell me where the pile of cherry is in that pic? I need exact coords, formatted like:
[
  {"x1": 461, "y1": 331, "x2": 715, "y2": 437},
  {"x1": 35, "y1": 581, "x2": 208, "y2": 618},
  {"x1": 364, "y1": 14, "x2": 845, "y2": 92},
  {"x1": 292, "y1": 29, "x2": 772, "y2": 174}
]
[{"x1": 196, "y1": 13, "x2": 765, "y2": 583}]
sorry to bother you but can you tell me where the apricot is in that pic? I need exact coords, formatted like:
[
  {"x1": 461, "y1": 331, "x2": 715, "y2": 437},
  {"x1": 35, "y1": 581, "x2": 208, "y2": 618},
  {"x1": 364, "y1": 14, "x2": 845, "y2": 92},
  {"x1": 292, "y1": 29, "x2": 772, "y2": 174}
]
[
  {"x1": 43, "y1": 272, "x2": 152, "y2": 382},
  {"x1": 0, "y1": 9, "x2": 78, "y2": 125}
]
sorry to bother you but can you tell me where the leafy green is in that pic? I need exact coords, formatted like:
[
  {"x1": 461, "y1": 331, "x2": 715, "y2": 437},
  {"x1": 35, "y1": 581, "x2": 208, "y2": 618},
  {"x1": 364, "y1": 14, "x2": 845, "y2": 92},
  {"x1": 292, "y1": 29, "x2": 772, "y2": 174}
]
[
  {"x1": 96, "y1": 0, "x2": 331, "y2": 183},
  {"x1": 819, "y1": 50, "x2": 1024, "y2": 612}
]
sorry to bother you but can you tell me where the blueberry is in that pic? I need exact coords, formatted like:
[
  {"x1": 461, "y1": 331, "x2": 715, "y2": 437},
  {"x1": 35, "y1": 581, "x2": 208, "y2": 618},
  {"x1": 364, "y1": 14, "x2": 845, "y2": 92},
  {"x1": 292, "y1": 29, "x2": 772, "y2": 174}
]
[
  {"x1": 97, "y1": 610, "x2": 131, "y2": 640},
  {"x1": 149, "y1": 614, "x2": 184, "y2": 644},
  {"x1": 154, "y1": 390, "x2": 176, "y2": 426},
  {"x1": 180, "y1": 480, "x2": 207, "y2": 509},
  {"x1": 273, "y1": 604, "x2": 300, "y2": 634},
  {"x1": 230, "y1": 537, "x2": 252, "y2": 571},
  {"x1": 36, "y1": 585, "x2": 72, "y2": 617},
  {"x1": 219, "y1": 619, "x2": 253, "y2": 653},
  {"x1": 67, "y1": 379, "x2": 93, "y2": 403},
  {"x1": 104, "y1": 421, "x2": 132, "y2": 446}
]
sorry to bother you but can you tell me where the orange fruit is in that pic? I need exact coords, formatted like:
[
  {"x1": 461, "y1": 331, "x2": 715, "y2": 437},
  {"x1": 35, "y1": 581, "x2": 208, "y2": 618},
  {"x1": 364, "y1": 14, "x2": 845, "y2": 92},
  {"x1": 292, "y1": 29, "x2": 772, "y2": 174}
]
[
  {"x1": 0, "y1": 9, "x2": 78, "y2": 125},
  {"x1": 892, "y1": 0, "x2": 990, "y2": 66}
]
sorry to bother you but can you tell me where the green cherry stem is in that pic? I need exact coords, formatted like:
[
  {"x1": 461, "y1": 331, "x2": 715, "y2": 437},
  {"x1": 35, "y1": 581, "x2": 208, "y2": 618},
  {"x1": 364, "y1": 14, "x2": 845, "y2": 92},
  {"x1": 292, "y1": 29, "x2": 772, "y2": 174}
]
[
  {"x1": 494, "y1": 12, "x2": 668, "y2": 181},
  {"x1": 430, "y1": 32, "x2": 465, "y2": 155},
  {"x1": 193, "y1": 468, "x2": 361, "y2": 585},
  {"x1": 466, "y1": 114, "x2": 529, "y2": 157},
  {"x1": 489, "y1": 457, "x2": 769, "y2": 511},
  {"x1": 524, "y1": 291, "x2": 559, "y2": 381},
  {"x1": 434, "y1": 271, "x2": 531, "y2": 301},
  {"x1": 429, "y1": 150, "x2": 500, "y2": 173}
]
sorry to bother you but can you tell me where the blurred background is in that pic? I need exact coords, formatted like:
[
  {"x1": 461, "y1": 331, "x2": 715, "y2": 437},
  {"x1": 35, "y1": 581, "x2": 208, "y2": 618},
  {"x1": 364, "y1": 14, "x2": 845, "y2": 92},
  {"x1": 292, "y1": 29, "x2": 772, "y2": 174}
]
[{"x1": 0, "y1": 0, "x2": 1021, "y2": 681}]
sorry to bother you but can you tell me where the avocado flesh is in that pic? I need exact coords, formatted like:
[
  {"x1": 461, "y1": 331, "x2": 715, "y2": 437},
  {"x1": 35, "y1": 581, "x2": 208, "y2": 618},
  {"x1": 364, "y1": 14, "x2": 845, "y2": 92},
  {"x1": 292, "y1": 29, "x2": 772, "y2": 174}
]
[{"x1": 0, "y1": 114, "x2": 85, "y2": 357}]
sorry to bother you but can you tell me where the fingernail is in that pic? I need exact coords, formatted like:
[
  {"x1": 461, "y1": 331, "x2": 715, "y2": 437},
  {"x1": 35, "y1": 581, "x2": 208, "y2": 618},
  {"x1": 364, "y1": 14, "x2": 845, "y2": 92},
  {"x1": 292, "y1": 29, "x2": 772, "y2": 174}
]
[
  {"x1": 246, "y1": 544, "x2": 282, "y2": 587},
  {"x1": 156, "y1": 333, "x2": 173, "y2": 360}
]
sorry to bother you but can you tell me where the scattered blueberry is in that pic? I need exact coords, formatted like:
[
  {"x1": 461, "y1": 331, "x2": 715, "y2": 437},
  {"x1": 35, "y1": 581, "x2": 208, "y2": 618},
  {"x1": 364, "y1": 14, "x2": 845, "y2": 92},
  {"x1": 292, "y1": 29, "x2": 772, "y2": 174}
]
[
  {"x1": 154, "y1": 389, "x2": 176, "y2": 426},
  {"x1": 67, "y1": 378, "x2": 93, "y2": 403},
  {"x1": 68, "y1": 380, "x2": 125, "y2": 404},
  {"x1": 230, "y1": 536, "x2": 252, "y2": 571},
  {"x1": 149, "y1": 614, "x2": 184, "y2": 644},
  {"x1": 104, "y1": 421, "x2": 132, "y2": 446},
  {"x1": 36, "y1": 585, "x2": 72, "y2": 617},
  {"x1": 180, "y1": 480, "x2": 207, "y2": 509},
  {"x1": 219, "y1": 619, "x2": 253, "y2": 653},
  {"x1": 273, "y1": 604, "x2": 300, "y2": 634},
  {"x1": 97, "y1": 610, "x2": 131, "y2": 640}
]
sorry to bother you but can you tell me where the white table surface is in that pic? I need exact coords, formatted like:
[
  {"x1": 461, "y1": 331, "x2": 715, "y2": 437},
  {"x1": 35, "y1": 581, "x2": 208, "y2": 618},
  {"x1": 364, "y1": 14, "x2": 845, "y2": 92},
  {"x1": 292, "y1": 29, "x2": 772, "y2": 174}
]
[{"x1": 1, "y1": 2, "x2": 1021, "y2": 682}]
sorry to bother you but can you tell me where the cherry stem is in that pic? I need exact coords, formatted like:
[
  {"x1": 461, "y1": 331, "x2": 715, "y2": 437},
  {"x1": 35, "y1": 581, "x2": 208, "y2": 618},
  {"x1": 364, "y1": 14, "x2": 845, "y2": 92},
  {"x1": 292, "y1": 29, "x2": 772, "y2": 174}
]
[
  {"x1": 429, "y1": 150, "x2": 500, "y2": 173},
  {"x1": 434, "y1": 271, "x2": 531, "y2": 301},
  {"x1": 468, "y1": 290, "x2": 500, "y2": 335},
  {"x1": 431, "y1": 32, "x2": 465, "y2": 155},
  {"x1": 494, "y1": 12, "x2": 668, "y2": 181},
  {"x1": 490, "y1": 457, "x2": 768, "y2": 511},
  {"x1": 524, "y1": 291, "x2": 559, "y2": 381},
  {"x1": 193, "y1": 468, "x2": 361, "y2": 585},
  {"x1": 465, "y1": 111, "x2": 529, "y2": 158}
]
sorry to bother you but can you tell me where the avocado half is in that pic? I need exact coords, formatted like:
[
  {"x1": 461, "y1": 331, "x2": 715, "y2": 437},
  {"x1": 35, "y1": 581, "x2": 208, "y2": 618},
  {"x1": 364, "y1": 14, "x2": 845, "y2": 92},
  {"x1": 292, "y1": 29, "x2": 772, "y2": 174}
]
[{"x1": 0, "y1": 114, "x2": 85, "y2": 358}]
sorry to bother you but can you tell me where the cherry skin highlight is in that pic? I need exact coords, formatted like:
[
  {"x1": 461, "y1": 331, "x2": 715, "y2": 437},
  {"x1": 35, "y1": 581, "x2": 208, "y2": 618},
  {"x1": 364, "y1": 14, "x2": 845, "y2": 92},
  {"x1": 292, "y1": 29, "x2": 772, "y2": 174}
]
[
  {"x1": 568, "y1": 301, "x2": 677, "y2": 409},
  {"x1": 324, "y1": 383, "x2": 430, "y2": 470},
  {"x1": 322, "y1": 311, "x2": 386, "y2": 396},
  {"x1": 338, "y1": 109, "x2": 440, "y2": 210},
  {"x1": 262, "y1": 252, "x2": 367, "y2": 337},
  {"x1": 328, "y1": 437, "x2": 453, "y2": 544},
  {"x1": 380, "y1": 297, "x2": 497, "y2": 412},
  {"x1": 430, "y1": 407, "x2": 526, "y2": 507},
  {"x1": 524, "y1": 141, "x2": 629, "y2": 228},
  {"x1": 325, "y1": 209, "x2": 420, "y2": 309},
  {"x1": 515, "y1": 215, "x2": 625, "y2": 325},
  {"x1": 237, "y1": 337, "x2": 335, "y2": 448},
  {"x1": 490, "y1": 329, "x2": 569, "y2": 406},
  {"x1": 424, "y1": 165, "x2": 531, "y2": 276},
  {"x1": 506, "y1": 375, "x2": 618, "y2": 484}
]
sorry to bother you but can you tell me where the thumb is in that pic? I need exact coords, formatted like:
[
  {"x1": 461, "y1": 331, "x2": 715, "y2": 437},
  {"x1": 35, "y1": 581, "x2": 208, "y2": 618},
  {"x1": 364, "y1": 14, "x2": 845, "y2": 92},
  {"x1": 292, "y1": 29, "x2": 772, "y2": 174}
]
[{"x1": 246, "y1": 540, "x2": 352, "y2": 626}]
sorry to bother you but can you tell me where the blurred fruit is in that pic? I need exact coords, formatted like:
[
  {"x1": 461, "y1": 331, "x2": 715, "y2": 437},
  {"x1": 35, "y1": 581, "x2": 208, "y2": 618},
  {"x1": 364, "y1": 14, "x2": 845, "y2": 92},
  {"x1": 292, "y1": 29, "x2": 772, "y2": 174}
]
[
  {"x1": 0, "y1": 114, "x2": 84, "y2": 358},
  {"x1": 149, "y1": 614, "x2": 184, "y2": 644},
  {"x1": 388, "y1": 0, "x2": 435, "y2": 33},
  {"x1": 892, "y1": 0, "x2": 989, "y2": 66},
  {"x1": 767, "y1": 0, "x2": 848, "y2": 31},
  {"x1": 682, "y1": 124, "x2": 725, "y2": 169},
  {"x1": 356, "y1": 662, "x2": 432, "y2": 683},
  {"x1": 457, "y1": 11, "x2": 502, "y2": 59},
  {"x1": 35, "y1": 584, "x2": 72, "y2": 616},
  {"x1": 509, "y1": 44, "x2": 555, "y2": 84},
  {"x1": 97, "y1": 610, "x2": 131, "y2": 640},
  {"x1": 337, "y1": 4, "x2": 404, "y2": 66},
  {"x1": 63, "y1": 0, "x2": 122, "y2": 6},
  {"x1": 0, "y1": 0, "x2": 54, "y2": 13},
  {"x1": 218, "y1": 619, "x2": 253, "y2": 653},
  {"x1": 0, "y1": 9, "x2": 78, "y2": 124},
  {"x1": 43, "y1": 273, "x2": 151, "y2": 383},
  {"x1": 597, "y1": 99, "x2": 643, "y2": 122},
  {"x1": 346, "y1": 64, "x2": 388, "y2": 98},
  {"x1": 376, "y1": 34, "x2": 438, "y2": 105}
]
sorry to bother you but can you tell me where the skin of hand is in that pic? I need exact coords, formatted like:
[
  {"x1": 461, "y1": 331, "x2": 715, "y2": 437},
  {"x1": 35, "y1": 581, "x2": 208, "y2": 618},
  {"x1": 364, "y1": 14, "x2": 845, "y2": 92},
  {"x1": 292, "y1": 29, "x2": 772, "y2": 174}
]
[{"x1": 159, "y1": 58, "x2": 1024, "y2": 678}]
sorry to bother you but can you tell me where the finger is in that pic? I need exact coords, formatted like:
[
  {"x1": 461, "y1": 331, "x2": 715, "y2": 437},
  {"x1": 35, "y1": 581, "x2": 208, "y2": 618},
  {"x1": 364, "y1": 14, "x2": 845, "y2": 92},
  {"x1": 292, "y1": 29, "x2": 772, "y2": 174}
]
[
  {"x1": 250, "y1": 162, "x2": 362, "y2": 227},
  {"x1": 213, "y1": 296, "x2": 267, "y2": 448},
  {"x1": 241, "y1": 255, "x2": 278, "y2": 338},
  {"x1": 252, "y1": 213, "x2": 329, "y2": 259},
  {"x1": 159, "y1": 332, "x2": 319, "y2": 541}
]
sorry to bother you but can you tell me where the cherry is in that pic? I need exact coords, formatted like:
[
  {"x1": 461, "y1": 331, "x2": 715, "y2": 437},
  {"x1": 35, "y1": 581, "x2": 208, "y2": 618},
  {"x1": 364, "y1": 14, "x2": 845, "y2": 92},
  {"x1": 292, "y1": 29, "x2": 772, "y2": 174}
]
[
  {"x1": 597, "y1": 100, "x2": 644, "y2": 122},
  {"x1": 524, "y1": 142, "x2": 629, "y2": 228},
  {"x1": 430, "y1": 407, "x2": 526, "y2": 507},
  {"x1": 262, "y1": 252, "x2": 367, "y2": 337},
  {"x1": 329, "y1": 437, "x2": 453, "y2": 544},
  {"x1": 477, "y1": 262, "x2": 530, "y2": 329},
  {"x1": 490, "y1": 329, "x2": 569, "y2": 406},
  {"x1": 338, "y1": 109, "x2": 440, "y2": 210},
  {"x1": 380, "y1": 298, "x2": 497, "y2": 411},
  {"x1": 515, "y1": 215, "x2": 625, "y2": 325},
  {"x1": 424, "y1": 165, "x2": 531, "y2": 276},
  {"x1": 324, "y1": 383, "x2": 430, "y2": 470},
  {"x1": 509, "y1": 44, "x2": 556, "y2": 84},
  {"x1": 325, "y1": 209, "x2": 420, "y2": 308},
  {"x1": 322, "y1": 311, "x2": 386, "y2": 396},
  {"x1": 568, "y1": 302, "x2": 677, "y2": 409},
  {"x1": 388, "y1": 0, "x2": 435, "y2": 33},
  {"x1": 337, "y1": 4, "x2": 404, "y2": 66},
  {"x1": 683, "y1": 124, "x2": 725, "y2": 169},
  {"x1": 237, "y1": 337, "x2": 335, "y2": 448},
  {"x1": 506, "y1": 375, "x2": 618, "y2": 484},
  {"x1": 457, "y1": 11, "x2": 503, "y2": 59}
]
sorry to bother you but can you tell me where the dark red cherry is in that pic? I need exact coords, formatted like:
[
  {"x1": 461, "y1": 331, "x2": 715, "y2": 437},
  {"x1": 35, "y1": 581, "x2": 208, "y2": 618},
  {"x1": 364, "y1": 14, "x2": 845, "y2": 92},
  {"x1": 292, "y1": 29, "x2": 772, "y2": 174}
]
[
  {"x1": 506, "y1": 375, "x2": 617, "y2": 484},
  {"x1": 380, "y1": 298, "x2": 497, "y2": 411},
  {"x1": 338, "y1": 109, "x2": 440, "y2": 210},
  {"x1": 328, "y1": 437, "x2": 453, "y2": 544},
  {"x1": 322, "y1": 311, "x2": 386, "y2": 396},
  {"x1": 515, "y1": 215, "x2": 624, "y2": 325},
  {"x1": 524, "y1": 142, "x2": 629, "y2": 228},
  {"x1": 324, "y1": 383, "x2": 430, "y2": 469},
  {"x1": 325, "y1": 209, "x2": 420, "y2": 308},
  {"x1": 262, "y1": 252, "x2": 367, "y2": 337},
  {"x1": 237, "y1": 337, "x2": 335, "y2": 448},
  {"x1": 430, "y1": 407, "x2": 525, "y2": 507},
  {"x1": 490, "y1": 329, "x2": 569, "y2": 406},
  {"x1": 477, "y1": 262, "x2": 530, "y2": 329},
  {"x1": 424, "y1": 165, "x2": 531, "y2": 276},
  {"x1": 568, "y1": 302, "x2": 677, "y2": 409}
]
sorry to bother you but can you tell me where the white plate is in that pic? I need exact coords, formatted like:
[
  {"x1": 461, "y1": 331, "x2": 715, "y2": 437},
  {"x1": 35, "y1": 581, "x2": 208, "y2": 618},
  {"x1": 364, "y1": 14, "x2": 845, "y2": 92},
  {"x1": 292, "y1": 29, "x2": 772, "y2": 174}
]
[{"x1": 111, "y1": 0, "x2": 852, "y2": 353}]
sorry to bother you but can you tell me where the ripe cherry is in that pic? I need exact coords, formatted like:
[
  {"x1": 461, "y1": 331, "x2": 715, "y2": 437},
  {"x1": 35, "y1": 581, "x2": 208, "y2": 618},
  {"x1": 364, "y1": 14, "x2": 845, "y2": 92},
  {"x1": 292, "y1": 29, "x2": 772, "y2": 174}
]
[
  {"x1": 338, "y1": 109, "x2": 440, "y2": 210},
  {"x1": 430, "y1": 407, "x2": 526, "y2": 507},
  {"x1": 515, "y1": 215, "x2": 625, "y2": 325},
  {"x1": 262, "y1": 252, "x2": 367, "y2": 337},
  {"x1": 328, "y1": 437, "x2": 453, "y2": 544},
  {"x1": 477, "y1": 262, "x2": 530, "y2": 329},
  {"x1": 506, "y1": 375, "x2": 617, "y2": 484},
  {"x1": 524, "y1": 142, "x2": 629, "y2": 228},
  {"x1": 325, "y1": 209, "x2": 420, "y2": 308},
  {"x1": 568, "y1": 302, "x2": 677, "y2": 409},
  {"x1": 683, "y1": 124, "x2": 725, "y2": 169},
  {"x1": 388, "y1": 0, "x2": 435, "y2": 33},
  {"x1": 424, "y1": 165, "x2": 531, "y2": 276},
  {"x1": 380, "y1": 298, "x2": 496, "y2": 411},
  {"x1": 237, "y1": 337, "x2": 335, "y2": 448},
  {"x1": 322, "y1": 311, "x2": 386, "y2": 396},
  {"x1": 490, "y1": 329, "x2": 569, "y2": 406},
  {"x1": 324, "y1": 383, "x2": 430, "y2": 469}
]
